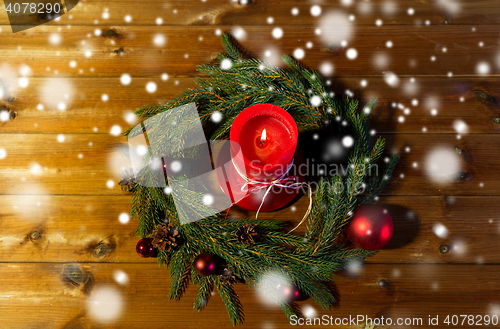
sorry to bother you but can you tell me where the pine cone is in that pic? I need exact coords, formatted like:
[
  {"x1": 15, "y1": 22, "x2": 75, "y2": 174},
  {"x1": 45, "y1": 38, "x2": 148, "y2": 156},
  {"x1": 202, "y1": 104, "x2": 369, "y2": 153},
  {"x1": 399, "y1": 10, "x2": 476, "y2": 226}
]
[
  {"x1": 220, "y1": 265, "x2": 238, "y2": 285},
  {"x1": 236, "y1": 224, "x2": 257, "y2": 246},
  {"x1": 118, "y1": 169, "x2": 136, "y2": 192},
  {"x1": 152, "y1": 224, "x2": 180, "y2": 252}
]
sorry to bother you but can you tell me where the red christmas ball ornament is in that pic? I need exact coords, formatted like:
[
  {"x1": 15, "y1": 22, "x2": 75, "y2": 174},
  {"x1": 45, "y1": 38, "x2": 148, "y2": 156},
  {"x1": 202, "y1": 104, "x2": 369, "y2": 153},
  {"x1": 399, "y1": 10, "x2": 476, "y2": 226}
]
[
  {"x1": 278, "y1": 284, "x2": 301, "y2": 302},
  {"x1": 347, "y1": 204, "x2": 393, "y2": 251},
  {"x1": 136, "y1": 238, "x2": 155, "y2": 257},
  {"x1": 193, "y1": 253, "x2": 217, "y2": 276}
]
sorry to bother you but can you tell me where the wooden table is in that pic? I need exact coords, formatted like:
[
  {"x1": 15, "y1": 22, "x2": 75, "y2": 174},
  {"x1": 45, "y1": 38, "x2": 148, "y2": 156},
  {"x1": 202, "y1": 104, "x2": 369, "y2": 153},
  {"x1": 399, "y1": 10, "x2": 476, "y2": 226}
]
[{"x1": 1, "y1": 0, "x2": 500, "y2": 328}]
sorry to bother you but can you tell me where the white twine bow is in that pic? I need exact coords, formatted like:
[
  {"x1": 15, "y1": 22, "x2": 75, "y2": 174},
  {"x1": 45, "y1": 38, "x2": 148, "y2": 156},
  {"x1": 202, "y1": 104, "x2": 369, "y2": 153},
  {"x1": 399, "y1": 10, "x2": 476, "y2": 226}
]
[{"x1": 232, "y1": 158, "x2": 312, "y2": 233}]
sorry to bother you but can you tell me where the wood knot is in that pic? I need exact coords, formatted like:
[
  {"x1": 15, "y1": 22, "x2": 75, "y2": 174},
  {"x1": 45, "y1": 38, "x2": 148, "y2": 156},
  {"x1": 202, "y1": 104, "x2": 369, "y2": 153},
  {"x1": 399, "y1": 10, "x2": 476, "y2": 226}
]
[
  {"x1": 439, "y1": 244, "x2": 450, "y2": 254},
  {"x1": 449, "y1": 171, "x2": 467, "y2": 181},
  {"x1": 377, "y1": 279, "x2": 389, "y2": 288},
  {"x1": 1, "y1": 107, "x2": 17, "y2": 121},
  {"x1": 377, "y1": 279, "x2": 394, "y2": 294},
  {"x1": 324, "y1": 44, "x2": 341, "y2": 52},
  {"x1": 493, "y1": 117, "x2": 500, "y2": 124},
  {"x1": 92, "y1": 243, "x2": 114, "y2": 259},
  {"x1": 61, "y1": 264, "x2": 94, "y2": 295},
  {"x1": 90, "y1": 236, "x2": 117, "y2": 259},
  {"x1": 63, "y1": 264, "x2": 88, "y2": 284},
  {"x1": 104, "y1": 29, "x2": 123, "y2": 39},
  {"x1": 76, "y1": 236, "x2": 117, "y2": 259},
  {"x1": 473, "y1": 89, "x2": 493, "y2": 103},
  {"x1": 38, "y1": 12, "x2": 60, "y2": 21},
  {"x1": 119, "y1": 144, "x2": 130, "y2": 157},
  {"x1": 29, "y1": 230, "x2": 41, "y2": 241},
  {"x1": 113, "y1": 48, "x2": 125, "y2": 55}
]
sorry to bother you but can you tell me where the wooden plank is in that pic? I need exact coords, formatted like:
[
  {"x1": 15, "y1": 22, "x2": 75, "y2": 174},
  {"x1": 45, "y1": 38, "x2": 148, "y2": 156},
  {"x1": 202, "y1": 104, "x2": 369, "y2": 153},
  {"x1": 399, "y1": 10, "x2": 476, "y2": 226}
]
[
  {"x1": 0, "y1": 195, "x2": 499, "y2": 264},
  {"x1": 2, "y1": 0, "x2": 500, "y2": 27},
  {"x1": 0, "y1": 263, "x2": 498, "y2": 328},
  {"x1": 2, "y1": 76, "x2": 500, "y2": 134},
  {"x1": 0, "y1": 133, "x2": 498, "y2": 196},
  {"x1": 0, "y1": 26, "x2": 499, "y2": 77}
]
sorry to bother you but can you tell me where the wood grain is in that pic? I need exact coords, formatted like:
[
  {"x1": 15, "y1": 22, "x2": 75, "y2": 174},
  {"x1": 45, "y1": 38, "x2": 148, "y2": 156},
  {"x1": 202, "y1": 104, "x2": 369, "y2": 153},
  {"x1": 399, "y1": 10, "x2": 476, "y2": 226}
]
[
  {"x1": 2, "y1": 0, "x2": 500, "y2": 27},
  {"x1": 2, "y1": 76, "x2": 500, "y2": 134},
  {"x1": 1, "y1": 195, "x2": 499, "y2": 264},
  {"x1": 0, "y1": 133, "x2": 497, "y2": 195},
  {"x1": 0, "y1": 263, "x2": 498, "y2": 329},
  {"x1": 0, "y1": 26, "x2": 498, "y2": 77},
  {"x1": 1, "y1": 0, "x2": 500, "y2": 327}
]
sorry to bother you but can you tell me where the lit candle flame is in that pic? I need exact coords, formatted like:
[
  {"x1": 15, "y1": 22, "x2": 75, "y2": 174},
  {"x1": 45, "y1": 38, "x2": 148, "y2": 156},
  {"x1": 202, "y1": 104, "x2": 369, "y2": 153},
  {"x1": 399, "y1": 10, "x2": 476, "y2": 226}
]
[{"x1": 260, "y1": 129, "x2": 267, "y2": 145}]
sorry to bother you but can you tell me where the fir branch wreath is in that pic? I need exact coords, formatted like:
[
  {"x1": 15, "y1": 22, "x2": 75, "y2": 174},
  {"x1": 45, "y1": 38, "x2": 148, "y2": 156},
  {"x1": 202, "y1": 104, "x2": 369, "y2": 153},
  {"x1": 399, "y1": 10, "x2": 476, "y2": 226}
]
[{"x1": 124, "y1": 34, "x2": 399, "y2": 325}]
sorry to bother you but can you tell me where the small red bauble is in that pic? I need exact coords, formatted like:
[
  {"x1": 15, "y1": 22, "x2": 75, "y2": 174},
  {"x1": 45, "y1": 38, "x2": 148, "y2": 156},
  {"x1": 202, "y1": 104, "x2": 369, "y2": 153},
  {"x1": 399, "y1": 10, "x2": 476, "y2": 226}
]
[
  {"x1": 136, "y1": 238, "x2": 155, "y2": 257},
  {"x1": 193, "y1": 253, "x2": 217, "y2": 276},
  {"x1": 347, "y1": 204, "x2": 394, "y2": 251}
]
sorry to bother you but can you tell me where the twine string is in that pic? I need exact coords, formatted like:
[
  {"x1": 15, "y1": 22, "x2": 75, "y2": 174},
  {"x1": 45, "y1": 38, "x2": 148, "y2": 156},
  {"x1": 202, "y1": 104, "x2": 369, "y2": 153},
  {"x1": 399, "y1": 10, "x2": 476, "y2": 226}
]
[{"x1": 231, "y1": 158, "x2": 312, "y2": 233}]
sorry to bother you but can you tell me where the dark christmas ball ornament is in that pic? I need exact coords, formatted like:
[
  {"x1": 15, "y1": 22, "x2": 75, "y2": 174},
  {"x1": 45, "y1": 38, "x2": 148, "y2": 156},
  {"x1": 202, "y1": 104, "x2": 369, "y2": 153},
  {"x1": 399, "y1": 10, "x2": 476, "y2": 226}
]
[
  {"x1": 193, "y1": 253, "x2": 217, "y2": 276},
  {"x1": 136, "y1": 238, "x2": 155, "y2": 257},
  {"x1": 347, "y1": 204, "x2": 394, "y2": 251}
]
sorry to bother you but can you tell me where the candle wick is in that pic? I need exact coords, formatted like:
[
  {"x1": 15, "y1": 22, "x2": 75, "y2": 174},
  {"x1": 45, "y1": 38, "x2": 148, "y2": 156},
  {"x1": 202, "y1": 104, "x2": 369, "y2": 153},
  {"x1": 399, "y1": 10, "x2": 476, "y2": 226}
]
[{"x1": 260, "y1": 129, "x2": 267, "y2": 145}]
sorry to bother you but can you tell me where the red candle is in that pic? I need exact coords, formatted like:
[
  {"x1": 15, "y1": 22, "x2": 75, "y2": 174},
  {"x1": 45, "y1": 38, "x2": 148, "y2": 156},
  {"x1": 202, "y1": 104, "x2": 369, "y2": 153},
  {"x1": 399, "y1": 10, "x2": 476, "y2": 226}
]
[
  {"x1": 216, "y1": 104, "x2": 301, "y2": 212},
  {"x1": 230, "y1": 104, "x2": 298, "y2": 181}
]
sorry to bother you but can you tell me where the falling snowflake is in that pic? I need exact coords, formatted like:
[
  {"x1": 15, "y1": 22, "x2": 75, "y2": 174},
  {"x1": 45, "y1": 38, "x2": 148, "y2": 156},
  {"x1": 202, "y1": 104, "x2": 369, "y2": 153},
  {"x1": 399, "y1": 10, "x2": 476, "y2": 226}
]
[
  {"x1": 113, "y1": 270, "x2": 129, "y2": 285},
  {"x1": 110, "y1": 125, "x2": 122, "y2": 136},
  {"x1": 170, "y1": 160, "x2": 182, "y2": 173},
  {"x1": 220, "y1": 59, "x2": 232, "y2": 70},
  {"x1": 30, "y1": 162, "x2": 42, "y2": 175},
  {"x1": 424, "y1": 147, "x2": 462, "y2": 184},
  {"x1": 49, "y1": 33, "x2": 62, "y2": 45},
  {"x1": 318, "y1": 11, "x2": 353, "y2": 45},
  {"x1": 346, "y1": 48, "x2": 358, "y2": 60},
  {"x1": 232, "y1": 26, "x2": 247, "y2": 40},
  {"x1": 310, "y1": 95, "x2": 322, "y2": 107},
  {"x1": 123, "y1": 111, "x2": 138, "y2": 125},
  {"x1": 146, "y1": 82, "x2": 157, "y2": 93},
  {"x1": 120, "y1": 74, "x2": 132, "y2": 85},
  {"x1": 342, "y1": 136, "x2": 354, "y2": 148},
  {"x1": 384, "y1": 72, "x2": 399, "y2": 87},
  {"x1": 118, "y1": 213, "x2": 130, "y2": 224},
  {"x1": 202, "y1": 194, "x2": 214, "y2": 206},
  {"x1": 293, "y1": 48, "x2": 305, "y2": 59},
  {"x1": 153, "y1": 34, "x2": 166, "y2": 46},
  {"x1": 211, "y1": 111, "x2": 222, "y2": 123},
  {"x1": 271, "y1": 27, "x2": 283, "y2": 39},
  {"x1": 381, "y1": 1, "x2": 398, "y2": 15},
  {"x1": 310, "y1": 5, "x2": 322, "y2": 17},
  {"x1": 476, "y1": 62, "x2": 490, "y2": 75},
  {"x1": 87, "y1": 286, "x2": 123, "y2": 323},
  {"x1": 18, "y1": 77, "x2": 29, "y2": 88},
  {"x1": 319, "y1": 62, "x2": 334, "y2": 75},
  {"x1": 453, "y1": 120, "x2": 468, "y2": 134}
]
